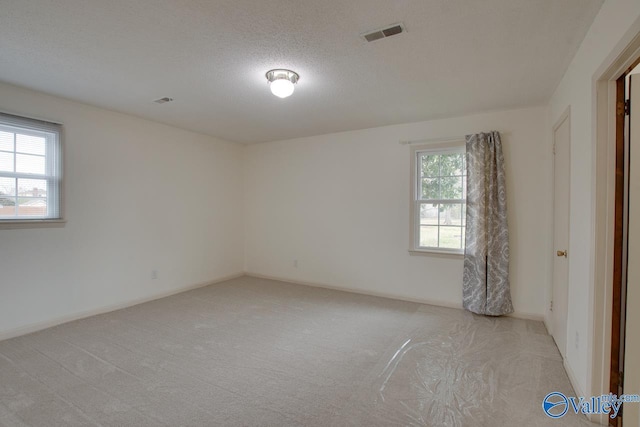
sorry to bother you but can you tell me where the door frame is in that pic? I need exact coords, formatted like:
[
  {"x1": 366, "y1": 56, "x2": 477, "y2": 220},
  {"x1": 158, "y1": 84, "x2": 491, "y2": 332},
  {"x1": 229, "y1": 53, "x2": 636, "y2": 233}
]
[
  {"x1": 608, "y1": 61, "x2": 632, "y2": 427},
  {"x1": 610, "y1": 71, "x2": 625, "y2": 424},
  {"x1": 591, "y1": 30, "x2": 640, "y2": 425},
  {"x1": 610, "y1": 57, "x2": 640, "y2": 427},
  {"x1": 550, "y1": 108, "x2": 571, "y2": 358}
]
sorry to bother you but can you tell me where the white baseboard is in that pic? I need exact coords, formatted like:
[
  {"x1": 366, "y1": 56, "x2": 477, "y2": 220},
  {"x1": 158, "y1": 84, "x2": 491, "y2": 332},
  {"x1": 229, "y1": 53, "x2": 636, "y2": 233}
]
[
  {"x1": 543, "y1": 312, "x2": 552, "y2": 335},
  {"x1": 563, "y1": 358, "x2": 586, "y2": 398},
  {"x1": 563, "y1": 357, "x2": 609, "y2": 425},
  {"x1": 245, "y1": 272, "x2": 544, "y2": 322},
  {"x1": 0, "y1": 272, "x2": 244, "y2": 342}
]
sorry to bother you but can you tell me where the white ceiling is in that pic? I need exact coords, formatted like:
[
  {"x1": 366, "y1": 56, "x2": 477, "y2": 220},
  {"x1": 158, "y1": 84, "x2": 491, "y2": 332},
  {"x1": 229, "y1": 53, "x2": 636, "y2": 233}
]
[{"x1": 0, "y1": 0, "x2": 603, "y2": 144}]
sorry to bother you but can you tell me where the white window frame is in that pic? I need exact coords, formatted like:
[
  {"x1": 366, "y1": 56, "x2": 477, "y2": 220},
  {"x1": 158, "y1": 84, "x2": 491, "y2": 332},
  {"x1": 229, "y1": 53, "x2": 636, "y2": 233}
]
[
  {"x1": 409, "y1": 140, "x2": 466, "y2": 256},
  {"x1": 0, "y1": 112, "x2": 64, "y2": 229}
]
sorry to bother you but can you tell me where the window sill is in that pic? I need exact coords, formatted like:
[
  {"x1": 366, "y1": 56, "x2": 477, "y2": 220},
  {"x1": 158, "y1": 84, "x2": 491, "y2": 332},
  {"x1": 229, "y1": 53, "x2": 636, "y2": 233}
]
[
  {"x1": 408, "y1": 249, "x2": 464, "y2": 258},
  {"x1": 0, "y1": 219, "x2": 67, "y2": 230}
]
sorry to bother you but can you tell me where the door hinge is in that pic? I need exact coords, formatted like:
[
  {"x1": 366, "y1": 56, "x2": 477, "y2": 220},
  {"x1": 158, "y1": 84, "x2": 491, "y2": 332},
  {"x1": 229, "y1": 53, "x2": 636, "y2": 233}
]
[
  {"x1": 625, "y1": 99, "x2": 631, "y2": 116},
  {"x1": 550, "y1": 300, "x2": 553, "y2": 312}
]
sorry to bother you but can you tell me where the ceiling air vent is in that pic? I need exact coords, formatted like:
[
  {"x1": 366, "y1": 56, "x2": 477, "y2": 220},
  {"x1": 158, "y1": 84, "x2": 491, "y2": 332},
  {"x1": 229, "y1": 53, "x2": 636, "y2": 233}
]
[
  {"x1": 363, "y1": 23, "x2": 405, "y2": 42},
  {"x1": 153, "y1": 97, "x2": 174, "y2": 104}
]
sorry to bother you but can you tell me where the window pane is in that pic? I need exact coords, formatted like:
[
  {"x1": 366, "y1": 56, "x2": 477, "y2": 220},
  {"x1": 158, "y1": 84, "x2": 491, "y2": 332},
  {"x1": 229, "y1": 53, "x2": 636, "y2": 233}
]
[
  {"x1": 420, "y1": 154, "x2": 439, "y2": 177},
  {"x1": 414, "y1": 148, "x2": 466, "y2": 252},
  {"x1": 0, "y1": 204, "x2": 16, "y2": 217},
  {"x1": 439, "y1": 204, "x2": 462, "y2": 226},
  {"x1": 16, "y1": 153, "x2": 45, "y2": 174},
  {"x1": 421, "y1": 177, "x2": 439, "y2": 199},
  {"x1": 17, "y1": 198, "x2": 47, "y2": 217},
  {"x1": 420, "y1": 203, "x2": 438, "y2": 225},
  {"x1": 17, "y1": 178, "x2": 47, "y2": 198},
  {"x1": 16, "y1": 134, "x2": 46, "y2": 155},
  {"x1": 440, "y1": 153, "x2": 464, "y2": 176},
  {"x1": 0, "y1": 177, "x2": 15, "y2": 212},
  {"x1": 0, "y1": 131, "x2": 13, "y2": 152},
  {"x1": 0, "y1": 151, "x2": 13, "y2": 172},
  {"x1": 440, "y1": 176, "x2": 463, "y2": 199},
  {"x1": 440, "y1": 226, "x2": 463, "y2": 249},
  {"x1": 419, "y1": 226, "x2": 438, "y2": 247},
  {"x1": 0, "y1": 177, "x2": 16, "y2": 196}
]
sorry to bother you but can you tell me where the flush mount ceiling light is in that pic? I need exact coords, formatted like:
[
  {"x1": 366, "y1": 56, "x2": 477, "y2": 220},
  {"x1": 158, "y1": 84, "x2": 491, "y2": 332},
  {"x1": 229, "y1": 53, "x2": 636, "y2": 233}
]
[{"x1": 266, "y1": 69, "x2": 299, "y2": 98}]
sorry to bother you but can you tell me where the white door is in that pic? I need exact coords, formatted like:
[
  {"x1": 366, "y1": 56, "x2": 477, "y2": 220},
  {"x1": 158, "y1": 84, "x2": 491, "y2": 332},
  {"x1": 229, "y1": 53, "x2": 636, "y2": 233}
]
[
  {"x1": 551, "y1": 114, "x2": 570, "y2": 359},
  {"x1": 623, "y1": 73, "x2": 640, "y2": 427}
]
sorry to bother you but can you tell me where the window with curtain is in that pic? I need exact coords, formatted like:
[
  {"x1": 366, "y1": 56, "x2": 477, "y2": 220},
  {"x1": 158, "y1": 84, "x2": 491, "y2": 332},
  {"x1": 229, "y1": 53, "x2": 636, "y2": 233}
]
[
  {"x1": 0, "y1": 113, "x2": 63, "y2": 223},
  {"x1": 411, "y1": 144, "x2": 466, "y2": 253}
]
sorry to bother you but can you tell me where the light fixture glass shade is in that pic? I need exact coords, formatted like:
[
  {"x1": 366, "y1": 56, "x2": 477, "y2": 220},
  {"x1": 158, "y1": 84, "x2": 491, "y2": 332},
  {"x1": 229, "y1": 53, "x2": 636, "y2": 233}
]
[
  {"x1": 270, "y1": 79, "x2": 295, "y2": 98},
  {"x1": 266, "y1": 69, "x2": 299, "y2": 98}
]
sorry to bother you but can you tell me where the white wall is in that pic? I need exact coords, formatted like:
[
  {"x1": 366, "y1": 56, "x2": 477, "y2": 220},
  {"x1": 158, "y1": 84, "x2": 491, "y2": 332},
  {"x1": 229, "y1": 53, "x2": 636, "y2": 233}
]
[
  {"x1": 244, "y1": 106, "x2": 551, "y2": 318},
  {"x1": 549, "y1": 0, "x2": 640, "y2": 397},
  {"x1": 0, "y1": 82, "x2": 244, "y2": 338}
]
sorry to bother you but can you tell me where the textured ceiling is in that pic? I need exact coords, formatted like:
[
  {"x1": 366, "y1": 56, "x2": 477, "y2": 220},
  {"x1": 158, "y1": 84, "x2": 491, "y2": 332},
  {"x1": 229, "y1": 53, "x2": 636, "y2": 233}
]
[{"x1": 0, "y1": 0, "x2": 603, "y2": 144}]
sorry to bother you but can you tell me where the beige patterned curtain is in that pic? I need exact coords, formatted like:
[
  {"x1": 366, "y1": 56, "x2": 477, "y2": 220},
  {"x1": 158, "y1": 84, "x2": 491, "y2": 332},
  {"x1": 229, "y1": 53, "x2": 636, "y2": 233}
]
[{"x1": 463, "y1": 131, "x2": 513, "y2": 316}]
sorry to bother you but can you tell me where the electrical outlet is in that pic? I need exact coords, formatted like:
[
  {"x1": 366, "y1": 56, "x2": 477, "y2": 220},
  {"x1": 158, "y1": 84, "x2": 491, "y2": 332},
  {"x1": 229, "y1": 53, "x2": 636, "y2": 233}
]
[
  {"x1": 151, "y1": 270, "x2": 158, "y2": 279},
  {"x1": 293, "y1": 259, "x2": 298, "y2": 268}
]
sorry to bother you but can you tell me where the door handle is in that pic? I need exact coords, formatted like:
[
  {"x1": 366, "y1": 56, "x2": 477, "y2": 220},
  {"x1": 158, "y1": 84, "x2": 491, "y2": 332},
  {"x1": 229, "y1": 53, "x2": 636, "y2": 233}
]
[{"x1": 557, "y1": 250, "x2": 567, "y2": 258}]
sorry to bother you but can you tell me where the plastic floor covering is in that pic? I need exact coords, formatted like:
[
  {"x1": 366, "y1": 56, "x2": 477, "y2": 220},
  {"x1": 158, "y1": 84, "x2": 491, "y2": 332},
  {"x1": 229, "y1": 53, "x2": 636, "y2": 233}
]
[{"x1": 0, "y1": 276, "x2": 597, "y2": 426}]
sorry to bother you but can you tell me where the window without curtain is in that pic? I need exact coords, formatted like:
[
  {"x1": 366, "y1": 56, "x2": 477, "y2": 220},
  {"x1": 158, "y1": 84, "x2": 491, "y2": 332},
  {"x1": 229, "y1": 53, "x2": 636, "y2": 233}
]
[
  {"x1": 0, "y1": 113, "x2": 62, "y2": 223},
  {"x1": 411, "y1": 145, "x2": 466, "y2": 253}
]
